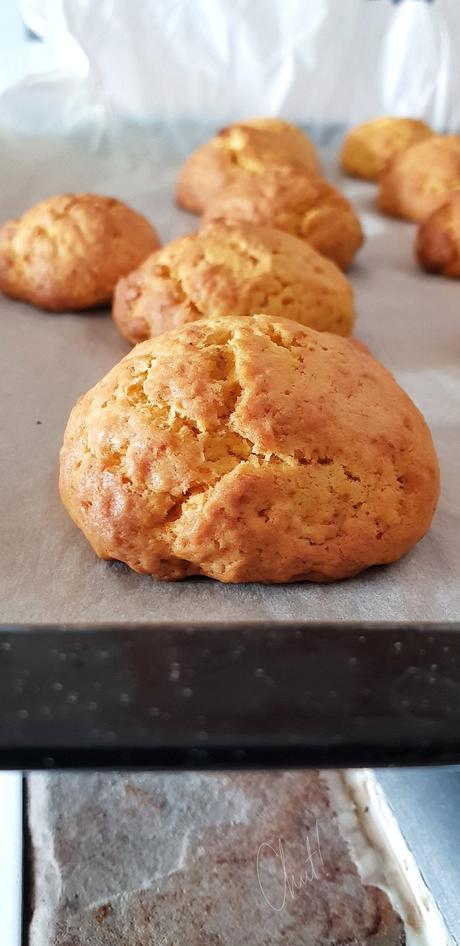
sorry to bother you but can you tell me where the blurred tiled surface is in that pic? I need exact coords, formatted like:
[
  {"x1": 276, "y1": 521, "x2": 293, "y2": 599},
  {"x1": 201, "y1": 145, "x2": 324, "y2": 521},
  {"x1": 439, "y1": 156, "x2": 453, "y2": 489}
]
[{"x1": 27, "y1": 770, "x2": 405, "y2": 946}]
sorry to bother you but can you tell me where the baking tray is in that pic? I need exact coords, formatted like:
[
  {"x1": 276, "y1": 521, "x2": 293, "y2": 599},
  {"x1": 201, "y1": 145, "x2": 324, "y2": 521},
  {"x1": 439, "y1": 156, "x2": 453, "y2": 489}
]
[
  {"x1": 0, "y1": 622, "x2": 460, "y2": 769},
  {"x1": 0, "y1": 125, "x2": 459, "y2": 768}
]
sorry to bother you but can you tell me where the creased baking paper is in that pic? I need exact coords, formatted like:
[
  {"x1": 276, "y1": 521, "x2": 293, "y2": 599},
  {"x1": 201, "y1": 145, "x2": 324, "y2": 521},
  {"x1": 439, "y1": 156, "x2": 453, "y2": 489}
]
[{"x1": 0, "y1": 119, "x2": 458, "y2": 623}]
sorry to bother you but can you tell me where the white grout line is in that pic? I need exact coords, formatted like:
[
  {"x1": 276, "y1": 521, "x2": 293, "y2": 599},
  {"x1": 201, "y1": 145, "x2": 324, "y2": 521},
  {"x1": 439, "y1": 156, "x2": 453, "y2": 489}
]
[
  {"x1": 0, "y1": 772, "x2": 23, "y2": 946},
  {"x1": 325, "y1": 769, "x2": 454, "y2": 946}
]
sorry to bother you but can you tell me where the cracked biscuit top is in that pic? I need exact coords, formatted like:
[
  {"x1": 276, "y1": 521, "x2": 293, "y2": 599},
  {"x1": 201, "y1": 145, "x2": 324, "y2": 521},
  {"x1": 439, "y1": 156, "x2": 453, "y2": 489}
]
[
  {"x1": 0, "y1": 193, "x2": 160, "y2": 311},
  {"x1": 203, "y1": 166, "x2": 364, "y2": 270},
  {"x1": 176, "y1": 118, "x2": 321, "y2": 214},
  {"x1": 112, "y1": 222, "x2": 356, "y2": 344},
  {"x1": 378, "y1": 135, "x2": 460, "y2": 222},
  {"x1": 60, "y1": 314, "x2": 440, "y2": 584},
  {"x1": 340, "y1": 117, "x2": 432, "y2": 181}
]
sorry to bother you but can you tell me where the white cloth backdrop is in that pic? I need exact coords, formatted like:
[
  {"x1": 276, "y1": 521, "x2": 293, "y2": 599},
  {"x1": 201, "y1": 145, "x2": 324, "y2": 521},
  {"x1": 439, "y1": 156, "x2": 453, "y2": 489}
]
[{"x1": 6, "y1": 0, "x2": 460, "y2": 132}]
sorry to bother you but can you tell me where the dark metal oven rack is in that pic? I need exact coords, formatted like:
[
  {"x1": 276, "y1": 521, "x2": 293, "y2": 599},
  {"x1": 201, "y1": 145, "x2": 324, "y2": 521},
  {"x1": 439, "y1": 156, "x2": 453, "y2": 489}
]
[{"x1": 0, "y1": 622, "x2": 459, "y2": 769}]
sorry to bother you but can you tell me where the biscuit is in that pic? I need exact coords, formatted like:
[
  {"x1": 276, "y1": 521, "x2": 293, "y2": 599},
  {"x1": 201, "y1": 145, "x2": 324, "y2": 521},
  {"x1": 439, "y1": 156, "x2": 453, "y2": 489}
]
[
  {"x1": 113, "y1": 222, "x2": 356, "y2": 344},
  {"x1": 60, "y1": 314, "x2": 439, "y2": 583},
  {"x1": 176, "y1": 118, "x2": 321, "y2": 214},
  {"x1": 203, "y1": 166, "x2": 363, "y2": 270},
  {"x1": 0, "y1": 194, "x2": 160, "y2": 311},
  {"x1": 416, "y1": 191, "x2": 460, "y2": 277},
  {"x1": 378, "y1": 135, "x2": 460, "y2": 222},
  {"x1": 341, "y1": 117, "x2": 432, "y2": 181}
]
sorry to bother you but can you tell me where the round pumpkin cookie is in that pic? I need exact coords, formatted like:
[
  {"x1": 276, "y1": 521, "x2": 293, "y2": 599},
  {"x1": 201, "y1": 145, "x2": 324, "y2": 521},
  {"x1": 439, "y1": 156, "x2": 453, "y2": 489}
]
[
  {"x1": 378, "y1": 135, "x2": 460, "y2": 222},
  {"x1": 416, "y1": 191, "x2": 460, "y2": 277},
  {"x1": 176, "y1": 117, "x2": 321, "y2": 214},
  {"x1": 113, "y1": 222, "x2": 356, "y2": 344},
  {"x1": 203, "y1": 166, "x2": 363, "y2": 270},
  {"x1": 60, "y1": 314, "x2": 440, "y2": 584},
  {"x1": 0, "y1": 194, "x2": 160, "y2": 311},
  {"x1": 341, "y1": 117, "x2": 432, "y2": 181}
]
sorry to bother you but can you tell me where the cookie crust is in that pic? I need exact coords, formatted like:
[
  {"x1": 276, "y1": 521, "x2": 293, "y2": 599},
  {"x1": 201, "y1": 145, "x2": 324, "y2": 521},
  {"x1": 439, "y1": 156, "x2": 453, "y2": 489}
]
[
  {"x1": 378, "y1": 136, "x2": 460, "y2": 222},
  {"x1": 0, "y1": 194, "x2": 160, "y2": 311},
  {"x1": 176, "y1": 118, "x2": 321, "y2": 214},
  {"x1": 341, "y1": 117, "x2": 432, "y2": 181},
  {"x1": 416, "y1": 191, "x2": 460, "y2": 277},
  {"x1": 113, "y1": 222, "x2": 356, "y2": 343},
  {"x1": 60, "y1": 315, "x2": 440, "y2": 583}
]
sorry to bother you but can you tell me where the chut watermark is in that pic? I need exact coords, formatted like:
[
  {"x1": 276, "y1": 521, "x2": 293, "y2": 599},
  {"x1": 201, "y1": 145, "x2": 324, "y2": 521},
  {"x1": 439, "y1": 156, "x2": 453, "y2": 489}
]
[{"x1": 256, "y1": 821, "x2": 324, "y2": 912}]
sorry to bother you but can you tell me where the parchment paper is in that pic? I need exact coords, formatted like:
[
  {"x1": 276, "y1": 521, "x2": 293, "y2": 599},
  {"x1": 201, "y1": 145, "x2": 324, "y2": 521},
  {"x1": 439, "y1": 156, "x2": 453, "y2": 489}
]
[{"x1": 0, "y1": 126, "x2": 459, "y2": 624}]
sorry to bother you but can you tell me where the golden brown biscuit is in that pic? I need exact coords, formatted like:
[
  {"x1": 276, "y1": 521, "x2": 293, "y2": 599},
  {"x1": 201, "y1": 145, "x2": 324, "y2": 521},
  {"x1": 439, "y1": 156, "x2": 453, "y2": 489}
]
[
  {"x1": 378, "y1": 135, "x2": 460, "y2": 222},
  {"x1": 341, "y1": 117, "x2": 432, "y2": 181},
  {"x1": 113, "y1": 222, "x2": 356, "y2": 344},
  {"x1": 60, "y1": 314, "x2": 439, "y2": 584},
  {"x1": 416, "y1": 191, "x2": 460, "y2": 277},
  {"x1": 203, "y1": 166, "x2": 363, "y2": 270},
  {"x1": 0, "y1": 194, "x2": 160, "y2": 311},
  {"x1": 176, "y1": 117, "x2": 321, "y2": 214}
]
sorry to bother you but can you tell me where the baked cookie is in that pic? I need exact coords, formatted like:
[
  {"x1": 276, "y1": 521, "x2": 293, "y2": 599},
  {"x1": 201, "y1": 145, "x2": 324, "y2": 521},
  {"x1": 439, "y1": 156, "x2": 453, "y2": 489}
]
[
  {"x1": 176, "y1": 118, "x2": 321, "y2": 214},
  {"x1": 378, "y1": 135, "x2": 460, "y2": 222},
  {"x1": 113, "y1": 222, "x2": 356, "y2": 344},
  {"x1": 340, "y1": 117, "x2": 432, "y2": 181},
  {"x1": 416, "y1": 191, "x2": 460, "y2": 277},
  {"x1": 0, "y1": 194, "x2": 160, "y2": 311},
  {"x1": 60, "y1": 314, "x2": 439, "y2": 583},
  {"x1": 203, "y1": 166, "x2": 363, "y2": 270}
]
